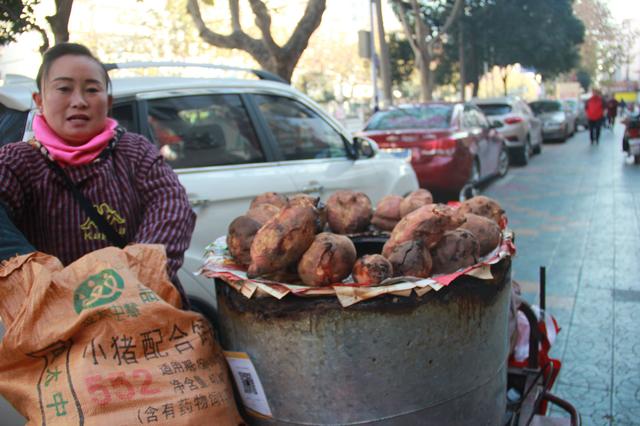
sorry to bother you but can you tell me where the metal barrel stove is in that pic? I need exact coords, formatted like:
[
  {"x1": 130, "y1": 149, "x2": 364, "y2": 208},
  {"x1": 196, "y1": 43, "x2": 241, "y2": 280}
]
[{"x1": 215, "y1": 256, "x2": 511, "y2": 425}]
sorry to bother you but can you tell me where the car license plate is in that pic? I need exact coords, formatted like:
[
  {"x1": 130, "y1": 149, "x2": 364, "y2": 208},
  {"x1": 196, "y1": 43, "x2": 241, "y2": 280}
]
[
  {"x1": 629, "y1": 138, "x2": 640, "y2": 155},
  {"x1": 381, "y1": 148, "x2": 411, "y2": 160}
]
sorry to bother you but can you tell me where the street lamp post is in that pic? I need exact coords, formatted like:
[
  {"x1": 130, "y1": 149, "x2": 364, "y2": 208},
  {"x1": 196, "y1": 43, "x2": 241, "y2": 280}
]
[{"x1": 369, "y1": 0, "x2": 379, "y2": 112}]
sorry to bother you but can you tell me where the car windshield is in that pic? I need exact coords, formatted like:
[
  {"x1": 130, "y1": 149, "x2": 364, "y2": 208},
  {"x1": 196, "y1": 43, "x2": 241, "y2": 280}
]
[
  {"x1": 365, "y1": 105, "x2": 453, "y2": 131},
  {"x1": 477, "y1": 104, "x2": 512, "y2": 116},
  {"x1": 529, "y1": 101, "x2": 562, "y2": 114}
]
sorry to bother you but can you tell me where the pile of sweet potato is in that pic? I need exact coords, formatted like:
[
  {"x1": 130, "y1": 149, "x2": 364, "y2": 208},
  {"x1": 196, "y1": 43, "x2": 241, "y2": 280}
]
[{"x1": 225, "y1": 191, "x2": 505, "y2": 287}]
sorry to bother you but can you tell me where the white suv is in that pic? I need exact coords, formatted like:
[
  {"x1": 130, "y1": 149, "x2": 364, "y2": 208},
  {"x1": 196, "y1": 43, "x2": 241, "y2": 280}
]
[{"x1": 472, "y1": 96, "x2": 543, "y2": 166}]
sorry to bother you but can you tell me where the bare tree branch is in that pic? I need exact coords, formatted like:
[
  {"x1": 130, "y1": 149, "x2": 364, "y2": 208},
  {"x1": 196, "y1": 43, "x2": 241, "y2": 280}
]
[
  {"x1": 229, "y1": 0, "x2": 241, "y2": 32},
  {"x1": 439, "y1": 0, "x2": 463, "y2": 39},
  {"x1": 248, "y1": 0, "x2": 279, "y2": 54},
  {"x1": 187, "y1": 0, "x2": 326, "y2": 82},
  {"x1": 46, "y1": 0, "x2": 74, "y2": 44},
  {"x1": 282, "y1": 0, "x2": 326, "y2": 59},
  {"x1": 186, "y1": 0, "x2": 264, "y2": 59}
]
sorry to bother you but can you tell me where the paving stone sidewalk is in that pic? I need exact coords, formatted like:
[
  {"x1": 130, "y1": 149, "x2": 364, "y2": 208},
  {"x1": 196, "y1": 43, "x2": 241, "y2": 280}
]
[{"x1": 484, "y1": 121, "x2": 640, "y2": 426}]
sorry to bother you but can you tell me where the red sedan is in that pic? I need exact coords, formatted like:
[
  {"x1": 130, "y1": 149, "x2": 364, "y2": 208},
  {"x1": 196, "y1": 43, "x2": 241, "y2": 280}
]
[{"x1": 360, "y1": 102, "x2": 510, "y2": 200}]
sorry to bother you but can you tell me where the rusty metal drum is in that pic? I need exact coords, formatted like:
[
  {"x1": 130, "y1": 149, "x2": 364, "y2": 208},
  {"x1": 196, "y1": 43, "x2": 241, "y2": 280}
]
[{"x1": 214, "y1": 258, "x2": 511, "y2": 426}]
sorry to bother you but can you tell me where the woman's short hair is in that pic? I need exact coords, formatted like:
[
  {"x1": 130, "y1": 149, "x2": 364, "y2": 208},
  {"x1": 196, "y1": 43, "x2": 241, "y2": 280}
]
[{"x1": 35, "y1": 43, "x2": 111, "y2": 92}]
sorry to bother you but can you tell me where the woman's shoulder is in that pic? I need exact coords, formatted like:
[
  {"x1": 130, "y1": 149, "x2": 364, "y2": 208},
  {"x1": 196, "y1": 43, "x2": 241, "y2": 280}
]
[
  {"x1": 117, "y1": 131, "x2": 158, "y2": 154},
  {"x1": 0, "y1": 140, "x2": 42, "y2": 165}
]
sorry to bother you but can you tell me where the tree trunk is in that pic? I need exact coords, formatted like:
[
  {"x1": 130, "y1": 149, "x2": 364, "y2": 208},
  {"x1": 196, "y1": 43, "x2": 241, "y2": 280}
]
[
  {"x1": 502, "y1": 72, "x2": 508, "y2": 96},
  {"x1": 375, "y1": 0, "x2": 392, "y2": 108},
  {"x1": 459, "y1": 23, "x2": 465, "y2": 101},
  {"x1": 46, "y1": 0, "x2": 74, "y2": 44},
  {"x1": 187, "y1": 0, "x2": 326, "y2": 83}
]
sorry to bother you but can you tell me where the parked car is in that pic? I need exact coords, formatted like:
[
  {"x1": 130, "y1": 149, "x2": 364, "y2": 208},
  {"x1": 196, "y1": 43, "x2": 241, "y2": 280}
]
[
  {"x1": 563, "y1": 98, "x2": 586, "y2": 130},
  {"x1": 560, "y1": 100, "x2": 577, "y2": 135},
  {"x1": 358, "y1": 102, "x2": 509, "y2": 201},
  {"x1": 528, "y1": 100, "x2": 573, "y2": 142},
  {"x1": 0, "y1": 64, "x2": 419, "y2": 425},
  {"x1": 472, "y1": 96, "x2": 543, "y2": 166}
]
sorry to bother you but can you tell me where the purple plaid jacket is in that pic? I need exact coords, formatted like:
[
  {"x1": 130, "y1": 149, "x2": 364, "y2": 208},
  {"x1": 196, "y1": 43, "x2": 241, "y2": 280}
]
[{"x1": 0, "y1": 132, "x2": 196, "y2": 301}]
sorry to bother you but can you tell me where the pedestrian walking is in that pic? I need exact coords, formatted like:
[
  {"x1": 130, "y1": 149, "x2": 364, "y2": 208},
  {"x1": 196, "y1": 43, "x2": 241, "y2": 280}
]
[
  {"x1": 606, "y1": 96, "x2": 619, "y2": 128},
  {"x1": 0, "y1": 42, "x2": 196, "y2": 306},
  {"x1": 585, "y1": 88, "x2": 605, "y2": 144}
]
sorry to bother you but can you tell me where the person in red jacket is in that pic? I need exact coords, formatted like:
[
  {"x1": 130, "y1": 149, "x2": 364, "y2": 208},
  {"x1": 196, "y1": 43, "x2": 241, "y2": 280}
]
[{"x1": 585, "y1": 88, "x2": 605, "y2": 145}]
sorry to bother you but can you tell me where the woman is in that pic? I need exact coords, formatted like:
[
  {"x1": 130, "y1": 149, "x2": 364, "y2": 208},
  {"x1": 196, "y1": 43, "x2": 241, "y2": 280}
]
[{"x1": 0, "y1": 43, "x2": 195, "y2": 305}]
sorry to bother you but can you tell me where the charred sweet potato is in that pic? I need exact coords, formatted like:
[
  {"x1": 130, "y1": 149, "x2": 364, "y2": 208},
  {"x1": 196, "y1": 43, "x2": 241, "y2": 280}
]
[
  {"x1": 459, "y1": 213, "x2": 501, "y2": 257},
  {"x1": 382, "y1": 204, "x2": 466, "y2": 257},
  {"x1": 352, "y1": 254, "x2": 393, "y2": 285},
  {"x1": 400, "y1": 189, "x2": 434, "y2": 217},
  {"x1": 430, "y1": 229, "x2": 480, "y2": 275},
  {"x1": 297, "y1": 232, "x2": 357, "y2": 287},
  {"x1": 247, "y1": 205, "x2": 318, "y2": 278},
  {"x1": 326, "y1": 190, "x2": 372, "y2": 234},
  {"x1": 227, "y1": 216, "x2": 262, "y2": 266},
  {"x1": 386, "y1": 240, "x2": 432, "y2": 278},
  {"x1": 458, "y1": 195, "x2": 505, "y2": 225},
  {"x1": 250, "y1": 192, "x2": 289, "y2": 209},
  {"x1": 246, "y1": 203, "x2": 281, "y2": 225}
]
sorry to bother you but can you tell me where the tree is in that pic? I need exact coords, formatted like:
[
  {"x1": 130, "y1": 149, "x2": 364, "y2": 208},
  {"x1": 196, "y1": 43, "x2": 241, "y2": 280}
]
[
  {"x1": 574, "y1": 0, "x2": 625, "y2": 85},
  {"x1": 436, "y1": 0, "x2": 584, "y2": 97},
  {"x1": 390, "y1": 0, "x2": 464, "y2": 101},
  {"x1": 0, "y1": 0, "x2": 49, "y2": 52},
  {"x1": 186, "y1": 0, "x2": 326, "y2": 83},
  {"x1": 0, "y1": 0, "x2": 74, "y2": 53},
  {"x1": 388, "y1": 32, "x2": 414, "y2": 92}
]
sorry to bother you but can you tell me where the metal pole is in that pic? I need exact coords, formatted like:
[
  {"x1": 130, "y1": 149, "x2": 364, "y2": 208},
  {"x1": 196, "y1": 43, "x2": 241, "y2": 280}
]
[
  {"x1": 539, "y1": 266, "x2": 546, "y2": 320},
  {"x1": 369, "y1": 0, "x2": 379, "y2": 112}
]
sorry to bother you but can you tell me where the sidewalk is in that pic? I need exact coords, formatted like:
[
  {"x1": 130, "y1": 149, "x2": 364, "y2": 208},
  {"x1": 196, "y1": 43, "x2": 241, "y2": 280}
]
[{"x1": 485, "y1": 122, "x2": 640, "y2": 425}]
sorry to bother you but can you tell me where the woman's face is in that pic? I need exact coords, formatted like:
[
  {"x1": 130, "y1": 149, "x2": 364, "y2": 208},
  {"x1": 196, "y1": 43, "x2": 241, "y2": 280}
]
[{"x1": 33, "y1": 54, "x2": 112, "y2": 145}]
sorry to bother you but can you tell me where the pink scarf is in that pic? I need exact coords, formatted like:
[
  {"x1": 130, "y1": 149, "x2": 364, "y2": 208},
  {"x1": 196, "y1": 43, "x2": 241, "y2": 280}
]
[{"x1": 33, "y1": 115, "x2": 118, "y2": 167}]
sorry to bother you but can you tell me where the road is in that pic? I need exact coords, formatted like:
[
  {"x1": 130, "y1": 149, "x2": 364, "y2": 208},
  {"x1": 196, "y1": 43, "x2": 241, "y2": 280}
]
[{"x1": 484, "y1": 121, "x2": 640, "y2": 425}]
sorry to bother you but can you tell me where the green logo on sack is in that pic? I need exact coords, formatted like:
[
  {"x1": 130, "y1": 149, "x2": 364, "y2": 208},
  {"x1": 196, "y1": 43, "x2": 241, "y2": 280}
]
[{"x1": 73, "y1": 269, "x2": 125, "y2": 314}]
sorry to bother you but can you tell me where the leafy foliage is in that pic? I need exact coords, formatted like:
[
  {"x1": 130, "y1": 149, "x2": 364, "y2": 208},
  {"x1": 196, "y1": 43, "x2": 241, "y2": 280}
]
[{"x1": 0, "y1": 0, "x2": 40, "y2": 46}]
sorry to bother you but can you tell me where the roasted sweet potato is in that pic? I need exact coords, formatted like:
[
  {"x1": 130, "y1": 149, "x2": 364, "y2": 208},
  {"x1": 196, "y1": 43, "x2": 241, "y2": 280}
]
[
  {"x1": 382, "y1": 204, "x2": 466, "y2": 257},
  {"x1": 246, "y1": 203, "x2": 281, "y2": 225},
  {"x1": 352, "y1": 254, "x2": 393, "y2": 285},
  {"x1": 430, "y1": 229, "x2": 480, "y2": 275},
  {"x1": 250, "y1": 192, "x2": 289, "y2": 209},
  {"x1": 371, "y1": 215, "x2": 399, "y2": 232},
  {"x1": 371, "y1": 194, "x2": 403, "y2": 231},
  {"x1": 247, "y1": 205, "x2": 318, "y2": 278},
  {"x1": 400, "y1": 189, "x2": 434, "y2": 217},
  {"x1": 288, "y1": 193, "x2": 320, "y2": 208},
  {"x1": 458, "y1": 195, "x2": 504, "y2": 225},
  {"x1": 386, "y1": 240, "x2": 432, "y2": 278},
  {"x1": 297, "y1": 233, "x2": 357, "y2": 287},
  {"x1": 375, "y1": 195, "x2": 403, "y2": 220},
  {"x1": 227, "y1": 216, "x2": 262, "y2": 266},
  {"x1": 326, "y1": 190, "x2": 372, "y2": 234},
  {"x1": 459, "y1": 213, "x2": 501, "y2": 257}
]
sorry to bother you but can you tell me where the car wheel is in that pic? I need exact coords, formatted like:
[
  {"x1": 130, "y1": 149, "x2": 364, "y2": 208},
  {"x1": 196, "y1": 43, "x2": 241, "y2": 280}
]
[
  {"x1": 459, "y1": 159, "x2": 481, "y2": 201},
  {"x1": 497, "y1": 146, "x2": 509, "y2": 177},
  {"x1": 532, "y1": 136, "x2": 542, "y2": 154},
  {"x1": 635, "y1": 155, "x2": 640, "y2": 165},
  {"x1": 514, "y1": 138, "x2": 530, "y2": 166}
]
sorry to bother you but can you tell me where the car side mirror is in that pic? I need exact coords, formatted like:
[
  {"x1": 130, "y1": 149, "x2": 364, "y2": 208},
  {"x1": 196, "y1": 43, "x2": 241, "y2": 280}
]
[{"x1": 353, "y1": 136, "x2": 377, "y2": 158}]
